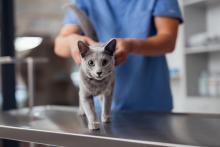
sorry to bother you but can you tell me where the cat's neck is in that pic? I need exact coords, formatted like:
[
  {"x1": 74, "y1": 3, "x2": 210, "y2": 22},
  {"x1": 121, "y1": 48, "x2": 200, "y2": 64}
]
[{"x1": 88, "y1": 77, "x2": 107, "y2": 82}]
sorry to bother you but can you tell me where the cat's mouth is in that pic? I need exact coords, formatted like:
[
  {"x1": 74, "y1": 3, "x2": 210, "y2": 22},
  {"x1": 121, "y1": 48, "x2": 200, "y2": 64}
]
[
  {"x1": 94, "y1": 75, "x2": 104, "y2": 80},
  {"x1": 94, "y1": 71, "x2": 113, "y2": 80}
]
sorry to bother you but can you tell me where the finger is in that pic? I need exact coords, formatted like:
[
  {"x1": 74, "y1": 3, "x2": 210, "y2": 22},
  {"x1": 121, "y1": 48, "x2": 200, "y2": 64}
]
[
  {"x1": 115, "y1": 50, "x2": 125, "y2": 59},
  {"x1": 115, "y1": 51, "x2": 127, "y2": 65},
  {"x1": 75, "y1": 56, "x2": 81, "y2": 64},
  {"x1": 115, "y1": 54, "x2": 124, "y2": 65},
  {"x1": 85, "y1": 37, "x2": 97, "y2": 45},
  {"x1": 71, "y1": 48, "x2": 81, "y2": 64},
  {"x1": 115, "y1": 57, "x2": 124, "y2": 65},
  {"x1": 115, "y1": 46, "x2": 124, "y2": 55}
]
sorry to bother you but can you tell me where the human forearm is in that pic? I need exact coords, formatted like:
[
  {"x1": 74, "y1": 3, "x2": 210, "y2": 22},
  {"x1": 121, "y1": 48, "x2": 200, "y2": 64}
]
[
  {"x1": 128, "y1": 33, "x2": 177, "y2": 56},
  {"x1": 54, "y1": 25, "x2": 82, "y2": 58},
  {"x1": 114, "y1": 17, "x2": 179, "y2": 65},
  {"x1": 114, "y1": 34, "x2": 177, "y2": 65},
  {"x1": 129, "y1": 17, "x2": 179, "y2": 56}
]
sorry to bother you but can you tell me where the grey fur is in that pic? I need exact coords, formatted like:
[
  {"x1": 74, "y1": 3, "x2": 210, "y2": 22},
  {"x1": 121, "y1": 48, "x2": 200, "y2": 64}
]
[
  {"x1": 78, "y1": 40, "x2": 116, "y2": 130},
  {"x1": 68, "y1": 4, "x2": 116, "y2": 130}
]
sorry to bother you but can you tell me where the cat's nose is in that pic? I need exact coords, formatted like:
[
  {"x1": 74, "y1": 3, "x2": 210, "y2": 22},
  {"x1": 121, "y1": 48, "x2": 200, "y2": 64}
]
[{"x1": 96, "y1": 71, "x2": 102, "y2": 76}]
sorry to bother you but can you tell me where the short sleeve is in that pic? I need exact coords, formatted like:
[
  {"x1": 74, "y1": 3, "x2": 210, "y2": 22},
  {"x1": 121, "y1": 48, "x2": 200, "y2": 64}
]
[
  {"x1": 63, "y1": 0, "x2": 88, "y2": 25},
  {"x1": 153, "y1": 0, "x2": 183, "y2": 23}
]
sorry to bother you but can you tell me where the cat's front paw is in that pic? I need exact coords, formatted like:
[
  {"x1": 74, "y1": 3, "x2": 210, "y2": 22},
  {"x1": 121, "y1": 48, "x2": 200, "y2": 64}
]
[
  {"x1": 88, "y1": 122, "x2": 100, "y2": 130},
  {"x1": 102, "y1": 115, "x2": 111, "y2": 123},
  {"x1": 78, "y1": 108, "x2": 86, "y2": 116}
]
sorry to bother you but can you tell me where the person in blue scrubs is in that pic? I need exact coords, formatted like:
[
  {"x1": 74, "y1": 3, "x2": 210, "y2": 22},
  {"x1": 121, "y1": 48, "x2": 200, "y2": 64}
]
[{"x1": 55, "y1": 0, "x2": 183, "y2": 112}]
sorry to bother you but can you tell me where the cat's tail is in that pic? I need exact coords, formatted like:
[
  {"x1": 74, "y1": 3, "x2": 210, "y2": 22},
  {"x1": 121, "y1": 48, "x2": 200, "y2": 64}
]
[{"x1": 65, "y1": 4, "x2": 98, "y2": 42}]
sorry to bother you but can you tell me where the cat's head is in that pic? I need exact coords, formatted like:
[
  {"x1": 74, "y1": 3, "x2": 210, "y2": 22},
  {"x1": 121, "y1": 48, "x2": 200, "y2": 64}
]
[{"x1": 78, "y1": 39, "x2": 116, "y2": 80}]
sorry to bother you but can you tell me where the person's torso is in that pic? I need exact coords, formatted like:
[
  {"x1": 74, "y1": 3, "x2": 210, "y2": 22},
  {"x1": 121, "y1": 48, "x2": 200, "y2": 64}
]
[{"x1": 82, "y1": 0, "x2": 173, "y2": 112}]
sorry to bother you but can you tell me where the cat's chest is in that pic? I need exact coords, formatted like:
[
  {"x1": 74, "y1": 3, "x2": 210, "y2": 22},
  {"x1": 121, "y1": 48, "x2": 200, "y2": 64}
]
[{"x1": 80, "y1": 74, "x2": 113, "y2": 96}]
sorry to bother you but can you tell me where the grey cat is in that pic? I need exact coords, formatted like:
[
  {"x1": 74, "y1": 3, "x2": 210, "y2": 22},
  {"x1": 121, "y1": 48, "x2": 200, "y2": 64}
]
[
  {"x1": 67, "y1": 3, "x2": 116, "y2": 130},
  {"x1": 78, "y1": 39, "x2": 116, "y2": 130}
]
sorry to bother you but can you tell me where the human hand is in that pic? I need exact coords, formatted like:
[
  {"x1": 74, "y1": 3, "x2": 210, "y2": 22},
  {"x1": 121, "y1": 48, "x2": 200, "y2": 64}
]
[
  {"x1": 69, "y1": 34, "x2": 96, "y2": 64},
  {"x1": 115, "y1": 38, "x2": 133, "y2": 65}
]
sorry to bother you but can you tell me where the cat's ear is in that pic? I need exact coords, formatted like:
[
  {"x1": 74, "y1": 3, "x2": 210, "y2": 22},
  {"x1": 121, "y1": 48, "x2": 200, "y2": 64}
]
[
  {"x1": 104, "y1": 39, "x2": 116, "y2": 56},
  {"x1": 78, "y1": 41, "x2": 90, "y2": 58}
]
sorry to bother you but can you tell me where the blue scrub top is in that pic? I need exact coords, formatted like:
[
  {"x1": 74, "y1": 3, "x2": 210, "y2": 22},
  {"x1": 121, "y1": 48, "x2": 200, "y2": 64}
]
[{"x1": 64, "y1": 0, "x2": 183, "y2": 112}]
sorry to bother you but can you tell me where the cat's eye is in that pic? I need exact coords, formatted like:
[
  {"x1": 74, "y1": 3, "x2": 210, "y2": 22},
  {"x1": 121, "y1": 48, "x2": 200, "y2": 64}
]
[
  {"x1": 102, "y1": 59, "x2": 108, "y2": 66},
  {"x1": 88, "y1": 60, "x2": 95, "y2": 66}
]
